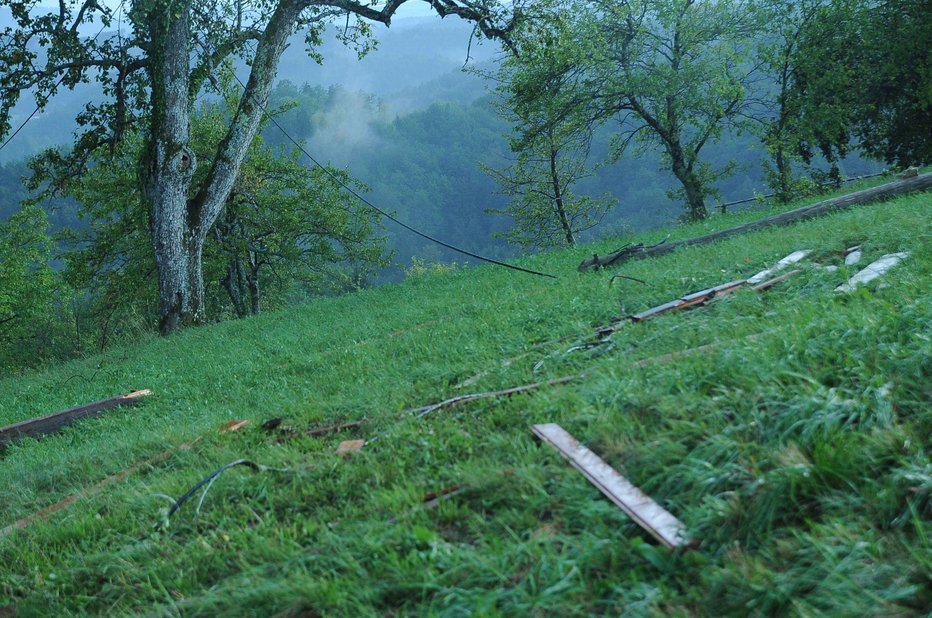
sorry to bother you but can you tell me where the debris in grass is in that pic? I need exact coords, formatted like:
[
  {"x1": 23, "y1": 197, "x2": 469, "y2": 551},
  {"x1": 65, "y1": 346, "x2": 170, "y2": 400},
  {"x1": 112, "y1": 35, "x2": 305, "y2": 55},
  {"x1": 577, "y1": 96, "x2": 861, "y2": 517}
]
[
  {"x1": 835, "y1": 252, "x2": 909, "y2": 292},
  {"x1": 386, "y1": 486, "x2": 467, "y2": 523},
  {"x1": 750, "y1": 269, "x2": 803, "y2": 292},
  {"x1": 407, "y1": 375, "x2": 581, "y2": 421},
  {"x1": 307, "y1": 419, "x2": 367, "y2": 438},
  {"x1": 0, "y1": 389, "x2": 151, "y2": 448},
  {"x1": 609, "y1": 274, "x2": 649, "y2": 286},
  {"x1": 336, "y1": 439, "x2": 365, "y2": 456},
  {"x1": 747, "y1": 250, "x2": 811, "y2": 284},
  {"x1": 261, "y1": 418, "x2": 284, "y2": 430},
  {"x1": 532, "y1": 423, "x2": 694, "y2": 550},
  {"x1": 422, "y1": 485, "x2": 465, "y2": 507},
  {"x1": 160, "y1": 458, "x2": 289, "y2": 528},
  {"x1": 219, "y1": 420, "x2": 249, "y2": 433},
  {"x1": 844, "y1": 246, "x2": 863, "y2": 265},
  {"x1": 577, "y1": 235, "x2": 670, "y2": 272},
  {"x1": 630, "y1": 280, "x2": 746, "y2": 322}
]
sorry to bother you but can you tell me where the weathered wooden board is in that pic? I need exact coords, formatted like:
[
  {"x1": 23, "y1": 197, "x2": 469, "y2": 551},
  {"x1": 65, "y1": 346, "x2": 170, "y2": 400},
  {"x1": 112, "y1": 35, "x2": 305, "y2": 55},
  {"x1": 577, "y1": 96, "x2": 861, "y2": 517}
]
[
  {"x1": 0, "y1": 389, "x2": 151, "y2": 448},
  {"x1": 578, "y1": 173, "x2": 932, "y2": 272},
  {"x1": 747, "y1": 251, "x2": 811, "y2": 284},
  {"x1": 532, "y1": 423, "x2": 692, "y2": 549},
  {"x1": 0, "y1": 436, "x2": 200, "y2": 538},
  {"x1": 630, "y1": 280, "x2": 746, "y2": 322},
  {"x1": 750, "y1": 269, "x2": 803, "y2": 292},
  {"x1": 630, "y1": 299, "x2": 685, "y2": 322},
  {"x1": 836, "y1": 252, "x2": 909, "y2": 292}
]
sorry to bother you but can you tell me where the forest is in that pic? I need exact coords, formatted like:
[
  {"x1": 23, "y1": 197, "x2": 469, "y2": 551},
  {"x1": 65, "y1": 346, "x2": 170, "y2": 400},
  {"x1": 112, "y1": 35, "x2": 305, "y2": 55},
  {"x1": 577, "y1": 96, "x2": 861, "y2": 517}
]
[{"x1": 0, "y1": 0, "x2": 926, "y2": 371}]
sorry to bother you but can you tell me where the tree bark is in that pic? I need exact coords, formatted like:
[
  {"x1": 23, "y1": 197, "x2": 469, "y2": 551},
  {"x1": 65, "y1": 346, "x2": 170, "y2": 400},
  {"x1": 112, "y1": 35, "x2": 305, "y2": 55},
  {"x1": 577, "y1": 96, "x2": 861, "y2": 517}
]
[
  {"x1": 143, "y1": 0, "x2": 302, "y2": 334},
  {"x1": 142, "y1": 2, "x2": 201, "y2": 335},
  {"x1": 668, "y1": 144, "x2": 708, "y2": 220}
]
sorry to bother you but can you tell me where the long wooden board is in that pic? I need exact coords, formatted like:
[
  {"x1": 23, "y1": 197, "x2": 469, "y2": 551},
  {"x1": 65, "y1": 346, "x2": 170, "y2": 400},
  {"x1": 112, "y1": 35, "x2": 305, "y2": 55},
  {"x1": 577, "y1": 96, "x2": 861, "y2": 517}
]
[
  {"x1": 532, "y1": 423, "x2": 692, "y2": 549},
  {"x1": 0, "y1": 390, "x2": 151, "y2": 448},
  {"x1": 630, "y1": 279, "x2": 746, "y2": 322}
]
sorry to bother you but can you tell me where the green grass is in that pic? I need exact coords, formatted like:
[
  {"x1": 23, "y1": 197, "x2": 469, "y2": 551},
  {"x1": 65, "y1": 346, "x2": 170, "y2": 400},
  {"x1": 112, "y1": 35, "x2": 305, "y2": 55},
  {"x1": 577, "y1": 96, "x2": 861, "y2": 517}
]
[{"x1": 1, "y1": 187, "x2": 930, "y2": 616}]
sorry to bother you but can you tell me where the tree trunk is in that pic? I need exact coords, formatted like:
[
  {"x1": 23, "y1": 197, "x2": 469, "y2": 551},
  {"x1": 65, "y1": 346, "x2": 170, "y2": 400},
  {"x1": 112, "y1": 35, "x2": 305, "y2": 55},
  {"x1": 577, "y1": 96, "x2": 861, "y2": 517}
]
[
  {"x1": 247, "y1": 254, "x2": 261, "y2": 316},
  {"x1": 668, "y1": 147, "x2": 707, "y2": 220},
  {"x1": 221, "y1": 257, "x2": 249, "y2": 319},
  {"x1": 142, "y1": 0, "x2": 301, "y2": 334},
  {"x1": 142, "y1": 3, "x2": 202, "y2": 335},
  {"x1": 549, "y1": 144, "x2": 576, "y2": 246}
]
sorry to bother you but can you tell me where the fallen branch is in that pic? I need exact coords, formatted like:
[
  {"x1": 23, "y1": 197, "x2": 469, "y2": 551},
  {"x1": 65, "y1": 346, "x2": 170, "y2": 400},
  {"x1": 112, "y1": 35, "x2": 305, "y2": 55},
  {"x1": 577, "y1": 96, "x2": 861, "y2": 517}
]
[
  {"x1": 577, "y1": 173, "x2": 932, "y2": 272},
  {"x1": 307, "y1": 419, "x2": 367, "y2": 438},
  {"x1": 0, "y1": 389, "x2": 151, "y2": 449},
  {"x1": 408, "y1": 375, "x2": 582, "y2": 421},
  {"x1": 579, "y1": 235, "x2": 670, "y2": 272}
]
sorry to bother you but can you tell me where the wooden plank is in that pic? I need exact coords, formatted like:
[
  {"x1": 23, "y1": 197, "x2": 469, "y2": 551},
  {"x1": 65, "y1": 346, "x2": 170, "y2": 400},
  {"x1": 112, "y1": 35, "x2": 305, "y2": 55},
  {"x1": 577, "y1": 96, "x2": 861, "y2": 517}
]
[
  {"x1": 0, "y1": 436, "x2": 200, "y2": 539},
  {"x1": 630, "y1": 279, "x2": 746, "y2": 323},
  {"x1": 532, "y1": 423, "x2": 692, "y2": 549},
  {"x1": 835, "y1": 252, "x2": 909, "y2": 292},
  {"x1": 630, "y1": 299, "x2": 684, "y2": 322},
  {"x1": 747, "y1": 250, "x2": 811, "y2": 284},
  {"x1": 0, "y1": 389, "x2": 151, "y2": 448},
  {"x1": 750, "y1": 269, "x2": 802, "y2": 292},
  {"x1": 577, "y1": 173, "x2": 932, "y2": 272}
]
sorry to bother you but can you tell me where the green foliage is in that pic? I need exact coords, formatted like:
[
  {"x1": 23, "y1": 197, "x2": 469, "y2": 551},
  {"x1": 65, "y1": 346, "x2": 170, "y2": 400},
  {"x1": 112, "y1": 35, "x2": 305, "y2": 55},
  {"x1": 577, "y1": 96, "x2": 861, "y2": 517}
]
[
  {"x1": 781, "y1": 0, "x2": 932, "y2": 169},
  {"x1": 51, "y1": 101, "x2": 388, "y2": 343},
  {"x1": 502, "y1": 0, "x2": 767, "y2": 221},
  {"x1": 485, "y1": 20, "x2": 616, "y2": 250},
  {"x1": 404, "y1": 256, "x2": 459, "y2": 280},
  {"x1": 0, "y1": 205, "x2": 73, "y2": 370},
  {"x1": 0, "y1": 186, "x2": 928, "y2": 614}
]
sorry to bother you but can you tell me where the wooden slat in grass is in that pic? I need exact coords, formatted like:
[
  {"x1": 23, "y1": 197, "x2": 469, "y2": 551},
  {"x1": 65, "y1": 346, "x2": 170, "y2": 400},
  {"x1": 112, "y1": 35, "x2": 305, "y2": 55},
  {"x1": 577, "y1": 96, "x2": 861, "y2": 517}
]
[
  {"x1": 532, "y1": 423, "x2": 694, "y2": 550},
  {"x1": 0, "y1": 389, "x2": 151, "y2": 448},
  {"x1": 630, "y1": 279, "x2": 746, "y2": 322}
]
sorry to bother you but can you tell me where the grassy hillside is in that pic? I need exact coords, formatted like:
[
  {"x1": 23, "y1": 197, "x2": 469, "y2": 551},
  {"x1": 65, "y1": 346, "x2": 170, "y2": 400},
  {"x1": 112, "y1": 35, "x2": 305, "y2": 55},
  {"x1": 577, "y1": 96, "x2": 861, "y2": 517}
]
[{"x1": 0, "y1": 187, "x2": 929, "y2": 616}]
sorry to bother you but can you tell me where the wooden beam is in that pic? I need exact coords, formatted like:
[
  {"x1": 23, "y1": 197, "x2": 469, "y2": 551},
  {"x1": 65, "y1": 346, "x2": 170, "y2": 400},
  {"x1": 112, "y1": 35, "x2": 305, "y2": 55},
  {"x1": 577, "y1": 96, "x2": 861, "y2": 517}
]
[
  {"x1": 0, "y1": 390, "x2": 151, "y2": 448},
  {"x1": 750, "y1": 269, "x2": 803, "y2": 292},
  {"x1": 630, "y1": 280, "x2": 746, "y2": 322},
  {"x1": 532, "y1": 423, "x2": 693, "y2": 549},
  {"x1": 577, "y1": 173, "x2": 932, "y2": 272}
]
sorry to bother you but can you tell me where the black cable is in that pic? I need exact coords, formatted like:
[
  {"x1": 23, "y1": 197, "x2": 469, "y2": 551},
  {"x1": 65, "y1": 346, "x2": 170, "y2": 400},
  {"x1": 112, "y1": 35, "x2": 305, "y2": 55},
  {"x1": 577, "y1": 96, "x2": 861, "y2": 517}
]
[{"x1": 228, "y1": 72, "x2": 557, "y2": 279}]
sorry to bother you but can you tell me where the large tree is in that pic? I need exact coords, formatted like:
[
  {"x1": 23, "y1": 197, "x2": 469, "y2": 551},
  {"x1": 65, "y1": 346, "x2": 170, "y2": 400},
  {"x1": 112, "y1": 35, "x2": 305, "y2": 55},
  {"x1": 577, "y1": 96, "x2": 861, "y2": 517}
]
[
  {"x1": 785, "y1": 0, "x2": 931, "y2": 170},
  {"x1": 506, "y1": 0, "x2": 765, "y2": 220},
  {"x1": 0, "y1": 0, "x2": 524, "y2": 334}
]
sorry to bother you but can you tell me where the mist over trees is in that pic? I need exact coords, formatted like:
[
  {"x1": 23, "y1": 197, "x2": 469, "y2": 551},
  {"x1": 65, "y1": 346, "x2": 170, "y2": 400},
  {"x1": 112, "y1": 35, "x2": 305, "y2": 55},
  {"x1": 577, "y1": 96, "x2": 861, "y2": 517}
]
[{"x1": 0, "y1": 0, "x2": 926, "y2": 370}]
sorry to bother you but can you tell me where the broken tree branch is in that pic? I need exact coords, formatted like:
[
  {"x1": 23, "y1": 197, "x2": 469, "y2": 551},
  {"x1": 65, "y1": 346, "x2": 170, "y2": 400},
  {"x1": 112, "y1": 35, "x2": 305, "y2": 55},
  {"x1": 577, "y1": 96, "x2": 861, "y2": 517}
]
[
  {"x1": 407, "y1": 375, "x2": 583, "y2": 421},
  {"x1": 0, "y1": 389, "x2": 151, "y2": 449}
]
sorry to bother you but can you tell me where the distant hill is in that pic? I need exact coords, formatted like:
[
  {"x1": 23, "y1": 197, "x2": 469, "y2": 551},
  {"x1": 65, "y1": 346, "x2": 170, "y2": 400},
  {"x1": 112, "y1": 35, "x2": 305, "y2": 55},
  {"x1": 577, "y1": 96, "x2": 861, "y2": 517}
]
[{"x1": 0, "y1": 15, "x2": 498, "y2": 164}]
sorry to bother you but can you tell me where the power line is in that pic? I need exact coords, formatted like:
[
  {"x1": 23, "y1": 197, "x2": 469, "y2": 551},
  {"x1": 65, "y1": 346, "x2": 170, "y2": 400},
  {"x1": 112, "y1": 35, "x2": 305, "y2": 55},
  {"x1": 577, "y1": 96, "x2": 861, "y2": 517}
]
[
  {"x1": 0, "y1": 1, "x2": 126, "y2": 156},
  {"x1": 227, "y1": 72, "x2": 557, "y2": 280}
]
